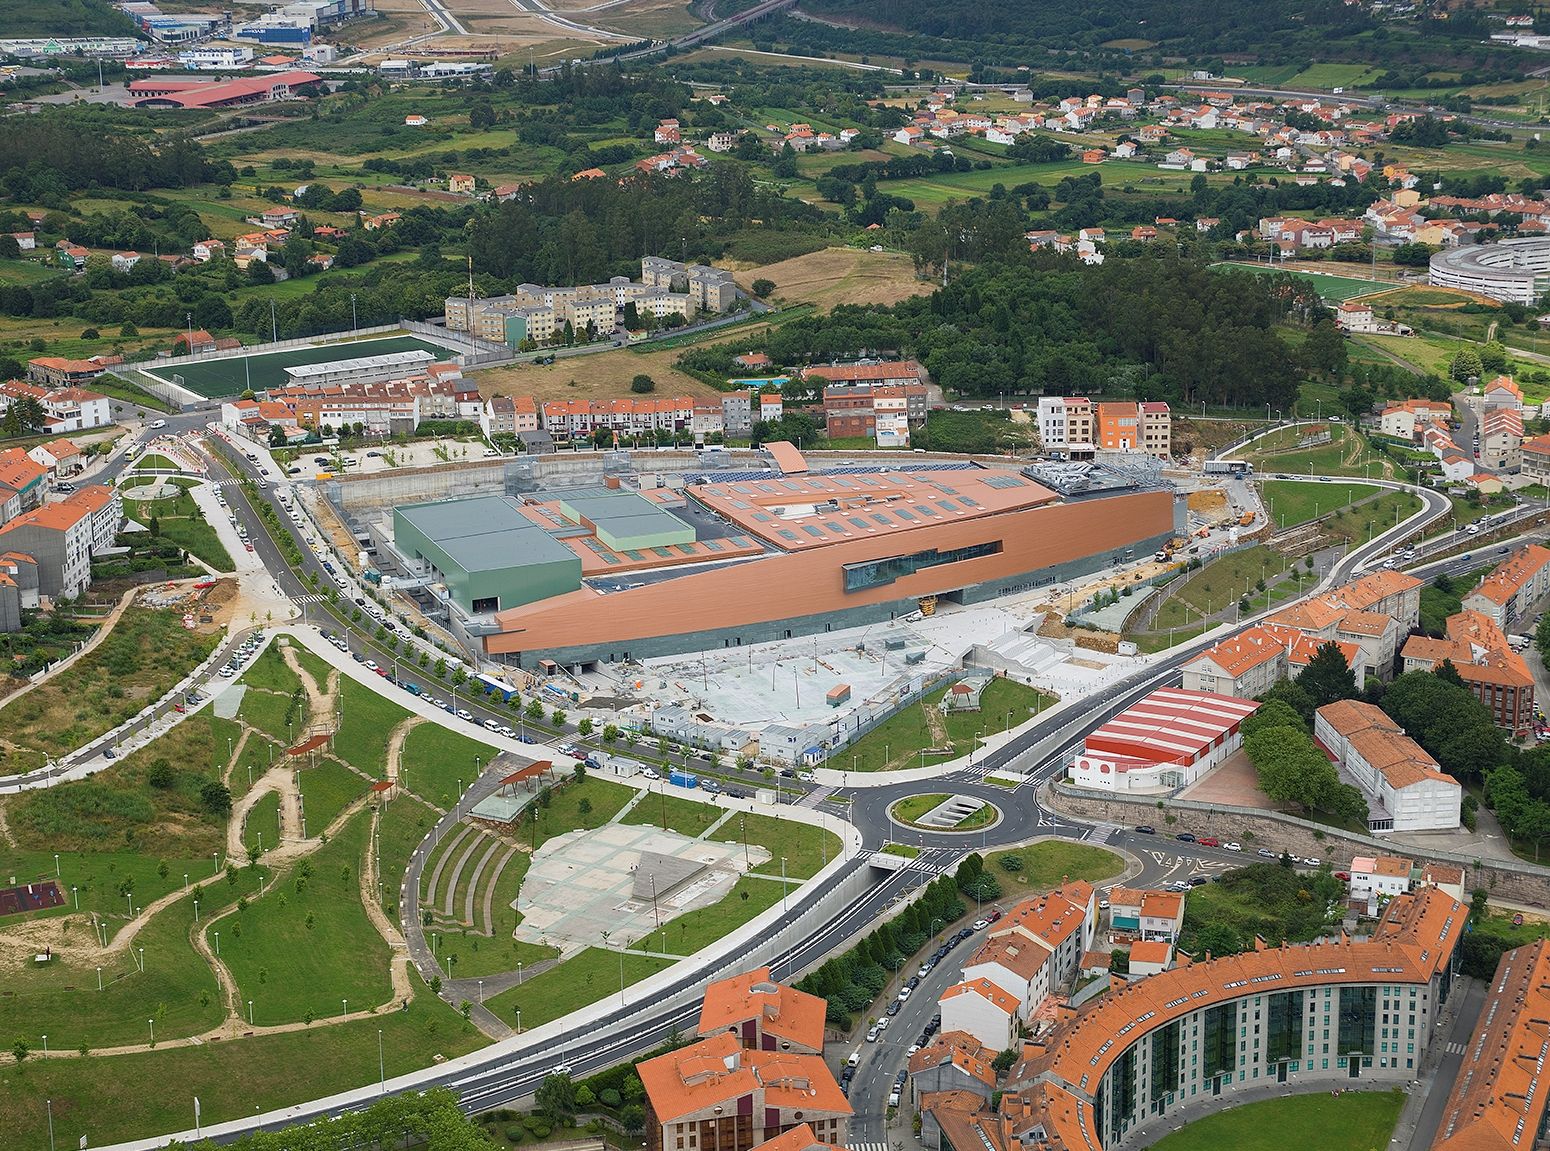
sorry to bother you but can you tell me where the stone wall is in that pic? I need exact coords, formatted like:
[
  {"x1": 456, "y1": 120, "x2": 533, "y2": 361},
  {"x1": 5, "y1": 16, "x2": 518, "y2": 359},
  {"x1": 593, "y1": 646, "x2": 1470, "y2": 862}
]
[{"x1": 1046, "y1": 782, "x2": 1550, "y2": 908}]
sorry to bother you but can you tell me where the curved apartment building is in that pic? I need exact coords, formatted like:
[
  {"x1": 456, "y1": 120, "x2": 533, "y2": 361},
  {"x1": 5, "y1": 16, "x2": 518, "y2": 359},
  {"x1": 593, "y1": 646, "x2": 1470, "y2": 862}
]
[
  {"x1": 1429, "y1": 239, "x2": 1550, "y2": 304},
  {"x1": 933, "y1": 887, "x2": 1466, "y2": 1151}
]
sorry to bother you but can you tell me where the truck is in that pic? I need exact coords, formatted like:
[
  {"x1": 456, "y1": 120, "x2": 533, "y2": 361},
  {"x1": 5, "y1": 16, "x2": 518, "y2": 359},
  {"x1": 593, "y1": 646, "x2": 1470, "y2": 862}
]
[
  {"x1": 668, "y1": 769, "x2": 699, "y2": 789},
  {"x1": 401, "y1": 682, "x2": 422, "y2": 697},
  {"x1": 363, "y1": 569, "x2": 382, "y2": 586},
  {"x1": 475, "y1": 673, "x2": 520, "y2": 703},
  {"x1": 1203, "y1": 459, "x2": 1254, "y2": 476}
]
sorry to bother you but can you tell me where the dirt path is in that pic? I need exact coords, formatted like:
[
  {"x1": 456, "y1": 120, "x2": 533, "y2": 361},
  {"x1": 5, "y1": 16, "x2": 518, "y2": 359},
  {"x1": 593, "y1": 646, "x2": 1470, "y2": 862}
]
[
  {"x1": 384, "y1": 715, "x2": 423, "y2": 787},
  {"x1": 0, "y1": 798, "x2": 16, "y2": 849},
  {"x1": 363, "y1": 803, "x2": 415, "y2": 1004},
  {"x1": 921, "y1": 699, "x2": 947, "y2": 747},
  {"x1": 0, "y1": 584, "x2": 141, "y2": 710},
  {"x1": 279, "y1": 640, "x2": 337, "y2": 734}
]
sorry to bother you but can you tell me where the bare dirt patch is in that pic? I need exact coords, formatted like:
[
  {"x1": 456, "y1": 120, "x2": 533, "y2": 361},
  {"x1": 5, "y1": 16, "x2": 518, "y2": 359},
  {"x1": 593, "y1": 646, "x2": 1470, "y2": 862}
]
[
  {"x1": 473, "y1": 345, "x2": 724, "y2": 402},
  {"x1": 734, "y1": 246, "x2": 932, "y2": 310}
]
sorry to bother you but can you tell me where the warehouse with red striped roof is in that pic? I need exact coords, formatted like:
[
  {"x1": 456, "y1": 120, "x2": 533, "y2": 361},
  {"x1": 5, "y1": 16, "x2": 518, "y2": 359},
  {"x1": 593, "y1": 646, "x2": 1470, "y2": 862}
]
[{"x1": 1068, "y1": 687, "x2": 1259, "y2": 792}]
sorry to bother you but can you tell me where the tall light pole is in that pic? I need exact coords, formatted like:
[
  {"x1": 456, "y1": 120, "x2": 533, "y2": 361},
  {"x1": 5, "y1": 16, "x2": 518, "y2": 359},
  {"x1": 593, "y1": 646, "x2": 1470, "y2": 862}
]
[{"x1": 379, "y1": 1028, "x2": 386, "y2": 1093}]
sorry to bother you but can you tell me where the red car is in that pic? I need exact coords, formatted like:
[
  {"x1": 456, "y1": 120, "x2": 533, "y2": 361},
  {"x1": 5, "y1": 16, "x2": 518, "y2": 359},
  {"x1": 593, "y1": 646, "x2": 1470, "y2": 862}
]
[
  {"x1": 1334, "y1": 871, "x2": 1351, "y2": 881},
  {"x1": 987, "y1": 909, "x2": 1002, "y2": 923},
  {"x1": 1197, "y1": 837, "x2": 1220, "y2": 848}
]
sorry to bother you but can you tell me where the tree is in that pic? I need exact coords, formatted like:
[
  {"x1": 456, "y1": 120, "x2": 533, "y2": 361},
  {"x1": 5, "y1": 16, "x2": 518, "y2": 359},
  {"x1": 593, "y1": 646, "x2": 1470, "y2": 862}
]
[
  {"x1": 200, "y1": 780, "x2": 232, "y2": 816},
  {"x1": 578, "y1": 718, "x2": 594, "y2": 737},
  {"x1": 1450, "y1": 347, "x2": 1483, "y2": 384},
  {"x1": 147, "y1": 758, "x2": 175, "y2": 789},
  {"x1": 630, "y1": 374, "x2": 656, "y2": 394},
  {"x1": 1295, "y1": 641, "x2": 1359, "y2": 708},
  {"x1": 536, "y1": 1073, "x2": 578, "y2": 1123},
  {"x1": 751, "y1": 278, "x2": 775, "y2": 298}
]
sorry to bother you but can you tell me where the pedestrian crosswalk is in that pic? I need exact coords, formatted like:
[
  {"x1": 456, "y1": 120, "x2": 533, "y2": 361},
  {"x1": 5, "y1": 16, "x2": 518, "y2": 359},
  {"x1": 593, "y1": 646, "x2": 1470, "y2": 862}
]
[
  {"x1": 796, "y1": 785, "x2": 835, "y2": 809},
  {"x1": 292, "y1": 594, "x2": 328, "y2": 605},
  {"x1": 1445, "y1": 1042, "x2": 1467, "y2": 1056},
  {"x1": 850, "y1": 1142, "x2": 890, "y2": 1151},
  {"x1": 1085, "y1": 824, "x2": 1119, "y2": 845}
]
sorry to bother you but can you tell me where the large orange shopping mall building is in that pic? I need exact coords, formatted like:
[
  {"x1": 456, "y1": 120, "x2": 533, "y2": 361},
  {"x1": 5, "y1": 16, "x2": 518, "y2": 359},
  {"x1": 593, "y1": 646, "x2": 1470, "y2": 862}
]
[{"x1": 385, "y1": 446, "x2": 1180, "y2": 669}]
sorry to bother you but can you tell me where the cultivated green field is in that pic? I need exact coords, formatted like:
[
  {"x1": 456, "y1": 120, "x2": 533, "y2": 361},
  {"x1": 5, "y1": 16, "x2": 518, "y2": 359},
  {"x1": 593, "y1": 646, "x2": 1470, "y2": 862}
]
[{"x1": 144, "y1": 335, "x2": 453, "y2": 398}]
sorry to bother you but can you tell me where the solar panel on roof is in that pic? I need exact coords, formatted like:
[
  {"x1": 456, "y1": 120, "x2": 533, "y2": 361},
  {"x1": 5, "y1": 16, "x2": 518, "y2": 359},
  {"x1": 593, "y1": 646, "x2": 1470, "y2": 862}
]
[
  {"x1": 804, "y1": 525, "x2": 824, "y2": 537},
  {"x1": 872, "y1": 514, "x2": 890, "y2": 525},
  {"x1": 938, "y1": 485, "x2": 959, "y2": 495},
  {"x1": 704, "y1": 539, "x2": 724, "y2": 552},
  {"x1": 958, "y1": 496, "x2": 980, "y2": 507},
  {"x1": 981, "y1": 475, "x2": 1024, "y2": 490},
  {"x1": 895, "y1": 509, "x2": 916, "y2": 521},
  {"x1": 778, "y1": 529, "x2": 798, "y2": 541},
  {"x1": 652, "y1": 547, "x2": 673, "y2": 557},
  {"x1": 915, "y1": 505, "x2": 937, "y2": 516},
  {"x1": 938, "y1": 500, "x2": 958, "y2": 511},
  {"x1": 826, "y1": 523, "x2": 846, "y2": 534}
]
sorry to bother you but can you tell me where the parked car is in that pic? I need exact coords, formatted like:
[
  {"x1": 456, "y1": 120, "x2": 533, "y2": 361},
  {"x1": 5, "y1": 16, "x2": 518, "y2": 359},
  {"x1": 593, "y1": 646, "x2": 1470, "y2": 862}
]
[
  {"x1": 972, "y1": 918, "x2": 990, "y2": 931},
  {"x1": 1197, "y1": 837, "x2": 1219, "y2": 848},
  {"x1": 885, "y1": 1000, "x2": 901, "y2": 1017},
  {"x1": 1222, "y1": 841, "x2": 1242, "y2": 851},
  {"x1": 1134, "y1": 825, "x2": 1155, "y2": 834},
  {"x1": 1175, "y1": 832, "x2": 1196, "y2": 843},
  {"x1": 866, "y1": 1026, "x2": 881, "y2": 1043},
  {"x1": 1256, "y1": 848, "x2": 1275, "y2": 858}
]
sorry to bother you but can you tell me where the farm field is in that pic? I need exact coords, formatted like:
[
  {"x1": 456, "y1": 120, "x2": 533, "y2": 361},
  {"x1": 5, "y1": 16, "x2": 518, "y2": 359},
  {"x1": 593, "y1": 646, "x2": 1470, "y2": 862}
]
[{"x1": 732, "y1": 246, "x2": 931, "y2": 310}]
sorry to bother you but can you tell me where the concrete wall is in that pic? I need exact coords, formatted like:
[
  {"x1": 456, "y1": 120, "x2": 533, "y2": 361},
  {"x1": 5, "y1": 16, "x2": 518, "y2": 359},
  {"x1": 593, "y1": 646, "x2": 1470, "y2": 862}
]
[{"x1": 1047, "y1": 781, "x2": 1550, "y2": 907}]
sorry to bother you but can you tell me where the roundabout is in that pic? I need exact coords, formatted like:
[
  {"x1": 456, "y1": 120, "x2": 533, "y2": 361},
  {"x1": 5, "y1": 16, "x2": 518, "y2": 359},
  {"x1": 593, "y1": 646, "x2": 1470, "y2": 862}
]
[{"x1": 887, "y1": 792, "x2": 1002, "y2": 833}]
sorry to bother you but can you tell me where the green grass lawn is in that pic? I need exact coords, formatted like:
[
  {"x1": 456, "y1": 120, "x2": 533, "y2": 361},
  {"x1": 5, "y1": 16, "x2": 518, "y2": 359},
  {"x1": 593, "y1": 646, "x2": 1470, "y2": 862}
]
[
  {"x1": 483, "y1": 946, "x2": 674, "y2": 1032},
  {"x1": 0, "y1": 970, "x2": 487, "y2": 1151},
  {"x1": 220, "y1": 812, "x2": 390, "y2": 1023},
  {"x1": 987, "y1": 841, "x2": 1125, "y2": 890},
  {"x1": 836, "y1": 678, "x2": 1054, "y2": 772},
  {"x1": 244, "y1": 790, "x2": 281, "y2": 855},
  {"x1": 239, "y1": 686, "x2": 300, "y2": 746},
  {"x1": 0, "y1": 897, "x2": 227, "y2": 1051},
  {"x1": 8, "y1": 708, "x2": 239, "y2": 858},
  {"x1": 1150, "y1": 545, "x2": 1290, "y2": 631},
  {"x1": 0, "y1": 848, "x2": 224, "y2": 924},
  {"x1": 646, "y1": 874, "x2": 791, "y2": 954},
  {"x1": 238, "y1": 645, "x2": 301, "y2": 694},
  {"x1": 724, "y1": 812, "x2": 840, "y2": 879},
  {"x1": 0, "y1": 607, "x2": 220, "y2": 774},
  {"x1": 523, "y1": 775, "x2": 636, "y2": 853},
  {"x1": 1261, "y1": 480, "x2": 1382, "y2": 529},
  {"x1": 298, "y1": 759, "x2": 369, "y2": 834},
  {"x1": 1146, "y1": 1090, "x2": 1404, "y2": 1151},
  {"x1": 123, "y1": 490, "x2": 234, "y2": 572},
  {"x1": 397, "y1": 721, "x2": 494, "y2": 808},
  {"x1": 619, "y1": 791, "x2": 724, "y2": 838},
  {"x1": 1321, "y1": 492, "x2": 1424, "y2": 547},
  {"x1": 332, "y1": 678, "x2": 413, "y2": 774},
  {"x1": 890, "y1": 794, "x2": 949, "y2": 824}
]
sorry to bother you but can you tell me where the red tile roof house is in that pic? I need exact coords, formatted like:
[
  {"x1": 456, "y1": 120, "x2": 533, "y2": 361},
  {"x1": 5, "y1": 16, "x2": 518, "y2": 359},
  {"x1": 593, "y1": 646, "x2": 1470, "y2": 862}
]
[{"x1": 639, "y1": 1031, "x2": 851, "y2": 1151}]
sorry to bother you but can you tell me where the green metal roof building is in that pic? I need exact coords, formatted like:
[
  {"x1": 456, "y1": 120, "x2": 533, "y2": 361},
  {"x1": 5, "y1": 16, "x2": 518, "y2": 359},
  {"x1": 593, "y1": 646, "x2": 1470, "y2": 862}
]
[
  {"x1": 553, "y1": 489, "x2": 695, "y2": 552},
  {"x1": 393, "y1": 495, "x2": 581, "y2": 615}
]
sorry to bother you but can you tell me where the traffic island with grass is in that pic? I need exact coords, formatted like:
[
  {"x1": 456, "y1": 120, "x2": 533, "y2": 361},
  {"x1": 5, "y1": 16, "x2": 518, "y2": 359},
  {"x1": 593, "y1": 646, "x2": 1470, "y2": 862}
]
[{"x1": 889, "y1": 793, "x2": 999, "y2": 832}]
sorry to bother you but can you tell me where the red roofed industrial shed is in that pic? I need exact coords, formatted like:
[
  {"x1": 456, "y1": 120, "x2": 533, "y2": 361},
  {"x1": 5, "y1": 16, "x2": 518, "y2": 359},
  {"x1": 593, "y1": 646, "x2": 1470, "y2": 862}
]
[{"x1": 128, "y1": 71, "x2": 323, "y2": 109}]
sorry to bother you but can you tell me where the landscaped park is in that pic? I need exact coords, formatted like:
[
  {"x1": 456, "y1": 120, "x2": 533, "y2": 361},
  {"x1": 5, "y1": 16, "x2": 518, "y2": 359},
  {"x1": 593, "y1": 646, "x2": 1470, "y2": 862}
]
[{"x1": 0, "y1": 619, "x2": 841, "y2": 1150}]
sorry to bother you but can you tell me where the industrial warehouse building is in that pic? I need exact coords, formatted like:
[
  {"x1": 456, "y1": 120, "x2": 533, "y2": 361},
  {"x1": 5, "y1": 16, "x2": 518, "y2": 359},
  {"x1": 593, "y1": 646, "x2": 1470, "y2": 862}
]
[
  {"x1": 1067, "y1": 688, "x2": 1261, "y2": 792},
  {"x1": 379, "y1": 447, "x2": 1179, "y2": 669}
]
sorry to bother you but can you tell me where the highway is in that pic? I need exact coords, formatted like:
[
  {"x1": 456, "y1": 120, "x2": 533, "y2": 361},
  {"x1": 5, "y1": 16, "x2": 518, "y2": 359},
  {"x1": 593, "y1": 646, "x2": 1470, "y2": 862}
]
[{"x1": 90, "y1": 417, "x2": 1458, "y2": 1149}]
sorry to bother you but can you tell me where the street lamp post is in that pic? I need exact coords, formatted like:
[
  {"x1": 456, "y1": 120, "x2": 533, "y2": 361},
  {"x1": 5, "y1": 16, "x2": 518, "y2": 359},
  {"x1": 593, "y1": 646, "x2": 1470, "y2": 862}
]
[
  {"x1": 248, "y1": 1000, "x2": 254, "y2": 1026},
  {"x1": 379, "y1": 1027, "x2": 385, "y2": 1094}
]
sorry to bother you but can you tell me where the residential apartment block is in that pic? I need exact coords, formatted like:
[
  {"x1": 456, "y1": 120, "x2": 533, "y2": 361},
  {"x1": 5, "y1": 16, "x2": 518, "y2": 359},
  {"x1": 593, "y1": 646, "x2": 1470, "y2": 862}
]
[
  {"x1": 1462, "y1": 543, "x2": 1550, "y2": 629},
  {"x1": 698, "y1": 967, "x2": 825, "y2": 1054},
  {"x1": 821, "y1": 383, "x2": 924, "y2": 446},
  {"x1": 1036, "y1": 397, "x2": 1170, "y2": 458},
  {"x1": 640, "y1": 256, "x2": 737, "y2": 313},
  {"x1": 1480, "y1": 406, "x2": 1523, "y2": 472},
  {"x1": 1402, "y1": 609, "x2": 1537, "y2": 735},
  {"x1": 1105, "y1": 887, "x2": 1186, "y2": 942},
  {"x1": 0, "y1": 378, "x2": 112, "y2": 433},
  {"x1": 0, "y1": 484, "x2": 122, "y2": 599},
  {"x1": 1313, "y1": 700, "x2": 1462, "y2": 833},
  {"x1": 1377, "y1": 398, "x2": 1452, "y2": 441},
  {"x1": 929, "y1": 887, "x2": 1466, "y2": 1151},
  {"x1": 1181, "y1": 625, "x2": 1366, "y2": 697},
  {"x1": 1263, "y1": 569, "x2": 1422, "y2": 680},
  {"x1": 639, "y1": 1030, "x2": 850, "y2": 1151}
]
